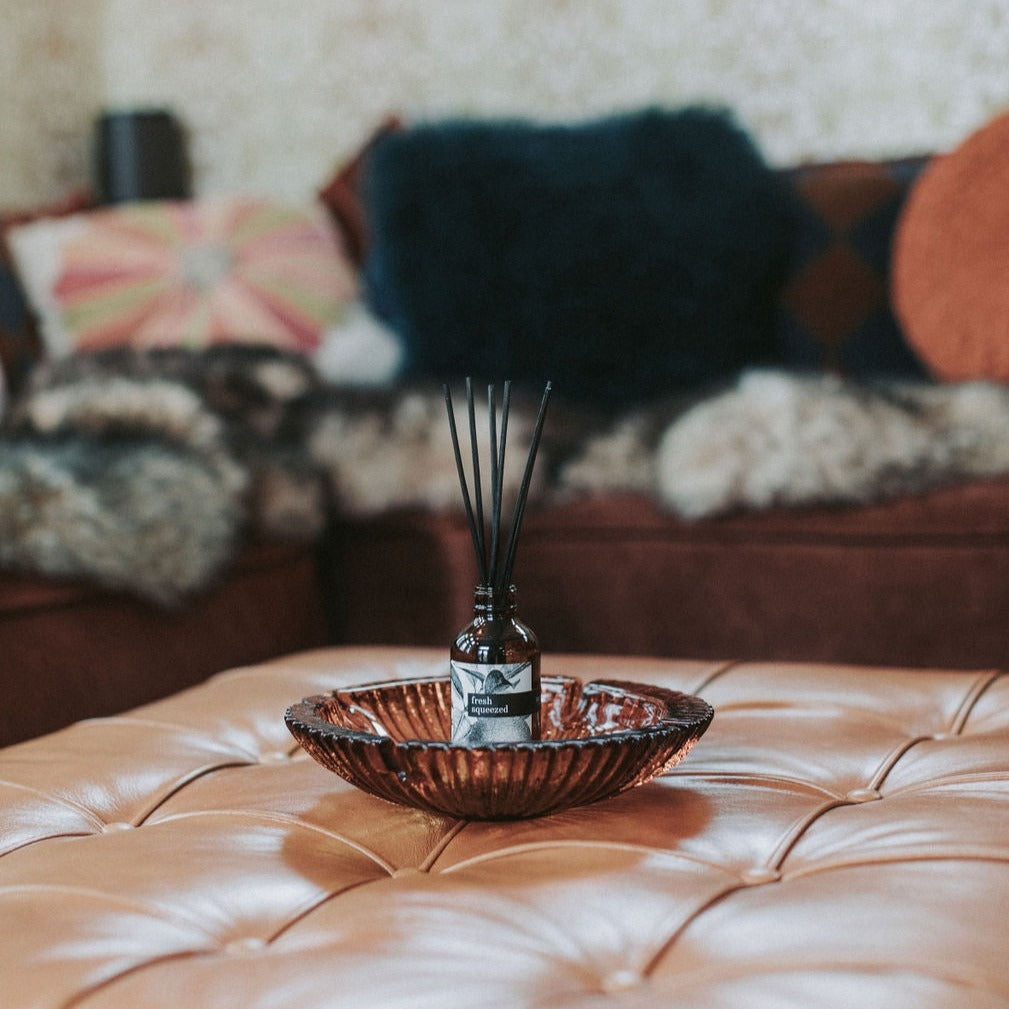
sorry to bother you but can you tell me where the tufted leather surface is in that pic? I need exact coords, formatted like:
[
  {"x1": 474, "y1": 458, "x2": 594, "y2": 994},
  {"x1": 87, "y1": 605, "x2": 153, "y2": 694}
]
[{"x1": 2, "y1": 646, "x2": 1008, "y2": 1008}]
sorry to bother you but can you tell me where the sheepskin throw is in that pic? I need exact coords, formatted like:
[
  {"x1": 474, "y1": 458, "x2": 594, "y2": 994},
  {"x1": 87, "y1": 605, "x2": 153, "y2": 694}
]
[
  {"x1": 0, "y1": 347, "x2": 321, "y2": 604},
  {"x1": 0, "y1": 348, "x2": 544, "y2": 603},
  {"x1": 560, "y1": 369, "x2": 1009, "y2": 516},
  {"x1": 5, "y1": 350, "x2": 1009, "y2": 605}
]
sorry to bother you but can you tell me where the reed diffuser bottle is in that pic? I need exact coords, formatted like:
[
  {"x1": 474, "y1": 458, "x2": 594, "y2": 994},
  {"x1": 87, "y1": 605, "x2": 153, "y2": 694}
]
[
  {"x1": 444, "y1": 379, "x2": 552, "y2": 745},
  {"x1": 451, "y1": 583, "x2": 539, "y2": 744}
]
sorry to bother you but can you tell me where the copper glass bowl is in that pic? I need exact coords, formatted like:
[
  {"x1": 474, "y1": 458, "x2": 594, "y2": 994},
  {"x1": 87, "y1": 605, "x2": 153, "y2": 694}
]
[{"x1": 285, "y1": 675, "x2": 713, "y2": 820}]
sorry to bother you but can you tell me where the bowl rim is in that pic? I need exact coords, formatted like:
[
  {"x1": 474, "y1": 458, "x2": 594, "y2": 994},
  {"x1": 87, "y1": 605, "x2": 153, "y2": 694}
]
[{"x1": 284, "y1": 673, "x2": 714, "y2": 753}]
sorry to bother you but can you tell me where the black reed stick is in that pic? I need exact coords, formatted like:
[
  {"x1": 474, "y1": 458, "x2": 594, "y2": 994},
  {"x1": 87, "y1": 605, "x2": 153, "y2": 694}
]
[
  {"x1": 498, "y1": 381, "x2": 551, "y2": 590},
  {"x1": 444, "y1": 378, "x2": 550, "y2": 591},
  {"x1": 488, "y1": 380, "x2": 511, "y2": 589},
  {"x1": 465, "y1": 377, "x2": 486, "y2": 577},
  {"x1": 444, "y1": 384, "x2": 488, "y2": 584},
  {"x1": 487, "y1": 384, "x2": 499, "y2": 586}
]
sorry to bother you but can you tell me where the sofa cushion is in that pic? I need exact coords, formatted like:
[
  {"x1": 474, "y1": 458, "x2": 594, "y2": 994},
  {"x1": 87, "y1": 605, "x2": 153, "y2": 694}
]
[
  {"x1": 7, "y1": 196, "x2": 357, "y2": 359},
  {"x1": 0, "y1": 188, "x2": 93, "y2": 393},
  {"x1": 361, "y1": 107, "x2": 795, "y2": 409},
  {"x1": 893, "y1": 110, "x2": 1009, "y2": 382},
  {"x1": 318, "y1": 115, "x2": 403, "y2": 267},
  {"x1": 776, "y1": 157, "x2": 928, "y2": 377}
]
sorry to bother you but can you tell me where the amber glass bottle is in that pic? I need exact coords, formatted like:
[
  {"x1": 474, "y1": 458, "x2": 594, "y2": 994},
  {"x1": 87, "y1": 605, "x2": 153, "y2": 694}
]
[{"x1": 450, "y1": 583, "x2": 541, "y2": 744}]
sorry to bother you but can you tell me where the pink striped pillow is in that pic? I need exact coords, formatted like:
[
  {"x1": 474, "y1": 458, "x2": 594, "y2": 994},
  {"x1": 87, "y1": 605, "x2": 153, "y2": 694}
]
[{"x1": 9, "y1": 197, "x2": 356, "y2": 358}]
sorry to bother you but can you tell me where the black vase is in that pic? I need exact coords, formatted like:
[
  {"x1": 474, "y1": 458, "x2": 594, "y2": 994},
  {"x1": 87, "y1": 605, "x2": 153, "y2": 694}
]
[{"x1": 94, "y1": 108, "x2": 191, "y2": 204}]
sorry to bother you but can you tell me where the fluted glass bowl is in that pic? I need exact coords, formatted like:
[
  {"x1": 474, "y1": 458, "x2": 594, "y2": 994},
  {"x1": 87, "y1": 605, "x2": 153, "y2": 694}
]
[{"x1": 285, "y1": 674, "x2": 714, "y2": 820}]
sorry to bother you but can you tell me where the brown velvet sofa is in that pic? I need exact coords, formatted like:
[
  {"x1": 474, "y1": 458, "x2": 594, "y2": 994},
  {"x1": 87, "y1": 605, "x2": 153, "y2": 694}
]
[
  {"x1": 325, "y1": 153, "x2": 1009, "y2": 671},
  {"x1": 0, "y1": 539, "x2": 328, "y2": 744},
  {"x1": 4, "y1": 148, "x2": 1006, "y2": 750},
  {"x1": 326, "y1": 480, "x2": 1009, "y2": 671}
]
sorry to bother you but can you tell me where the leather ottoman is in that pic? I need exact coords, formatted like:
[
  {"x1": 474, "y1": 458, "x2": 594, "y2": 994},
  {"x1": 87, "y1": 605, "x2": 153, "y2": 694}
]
[{"x1": 2, "y1": 646, "x2": 1007, "y2": 1008}]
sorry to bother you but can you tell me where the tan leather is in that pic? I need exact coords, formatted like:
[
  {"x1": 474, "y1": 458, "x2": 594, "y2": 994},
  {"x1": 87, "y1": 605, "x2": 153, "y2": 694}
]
[{"x1": 2, "y1": 646, "x2": 1007, "y2": 1007}]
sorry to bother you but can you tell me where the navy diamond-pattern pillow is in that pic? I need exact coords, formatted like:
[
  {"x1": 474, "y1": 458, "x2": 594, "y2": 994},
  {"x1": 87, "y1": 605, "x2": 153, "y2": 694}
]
[{"x1": 776, "y1": 157, "x2": 930, "y2": 378}]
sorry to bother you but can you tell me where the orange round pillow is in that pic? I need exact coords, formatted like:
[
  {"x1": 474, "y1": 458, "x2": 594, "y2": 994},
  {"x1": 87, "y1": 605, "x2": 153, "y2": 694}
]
[{"x1": 893, "y1": 111, "x2": 1009, "y2": 382}]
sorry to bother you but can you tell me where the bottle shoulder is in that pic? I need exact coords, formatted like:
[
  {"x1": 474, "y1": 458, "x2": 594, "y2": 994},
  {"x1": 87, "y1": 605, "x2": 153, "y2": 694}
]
[{"x1": 452, "y1": 616, "x2": 539, "y2": 663}]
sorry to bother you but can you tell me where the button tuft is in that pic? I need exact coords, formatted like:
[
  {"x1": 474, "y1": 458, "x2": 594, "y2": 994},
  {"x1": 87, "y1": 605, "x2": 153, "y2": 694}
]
[
  {"x1": 102, "y1": 821, "x2": 133, "y2": 832},
  {"x1": 223, "y1": 937, "x2": 266, "y2": 955},
  {"x1": 845, "y1": 787, "x2": 882, "y2": 803},
  {"x1": 601, "y1": 969, "x2": 643, "y2": 993},
  {"x1": 740, "y1": 866, "x2": 781, "y2": 885},
  {"x1": 390, "y1": 867, "x2": 425, "y2": 879}
]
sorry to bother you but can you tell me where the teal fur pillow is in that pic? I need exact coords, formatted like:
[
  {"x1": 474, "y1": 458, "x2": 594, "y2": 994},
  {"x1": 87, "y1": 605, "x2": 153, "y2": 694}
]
[{"x1": 362, "y1": 107, "x2": 795, "y2": 408}]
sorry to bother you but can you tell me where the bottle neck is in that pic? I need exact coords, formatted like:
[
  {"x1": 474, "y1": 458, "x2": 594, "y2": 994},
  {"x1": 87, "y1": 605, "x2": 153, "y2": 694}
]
[{"x1": 473, "y1": 583, "x2": 518, "y2": 617}]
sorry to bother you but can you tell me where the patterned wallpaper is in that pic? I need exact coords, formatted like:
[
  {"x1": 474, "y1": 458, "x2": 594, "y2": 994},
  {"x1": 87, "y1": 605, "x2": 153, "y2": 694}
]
[
  {"x1": 0, "y1": 1, "x2": 105, "y2": 208},
  {"x1": 4, "y1": 0, "x2": 1009, "y2": 208}
]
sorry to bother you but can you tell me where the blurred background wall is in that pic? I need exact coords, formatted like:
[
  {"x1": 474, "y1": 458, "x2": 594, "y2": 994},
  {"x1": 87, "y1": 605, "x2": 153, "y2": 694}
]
[{"x1": 4, "y1": 0, "x2": 1009, "y2": 206}]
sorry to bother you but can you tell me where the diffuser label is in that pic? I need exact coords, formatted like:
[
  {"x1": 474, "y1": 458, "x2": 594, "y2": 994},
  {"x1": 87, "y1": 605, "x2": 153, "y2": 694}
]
[{"x1": 451, "y1": 660, "x2": 535, "y2": 744}]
